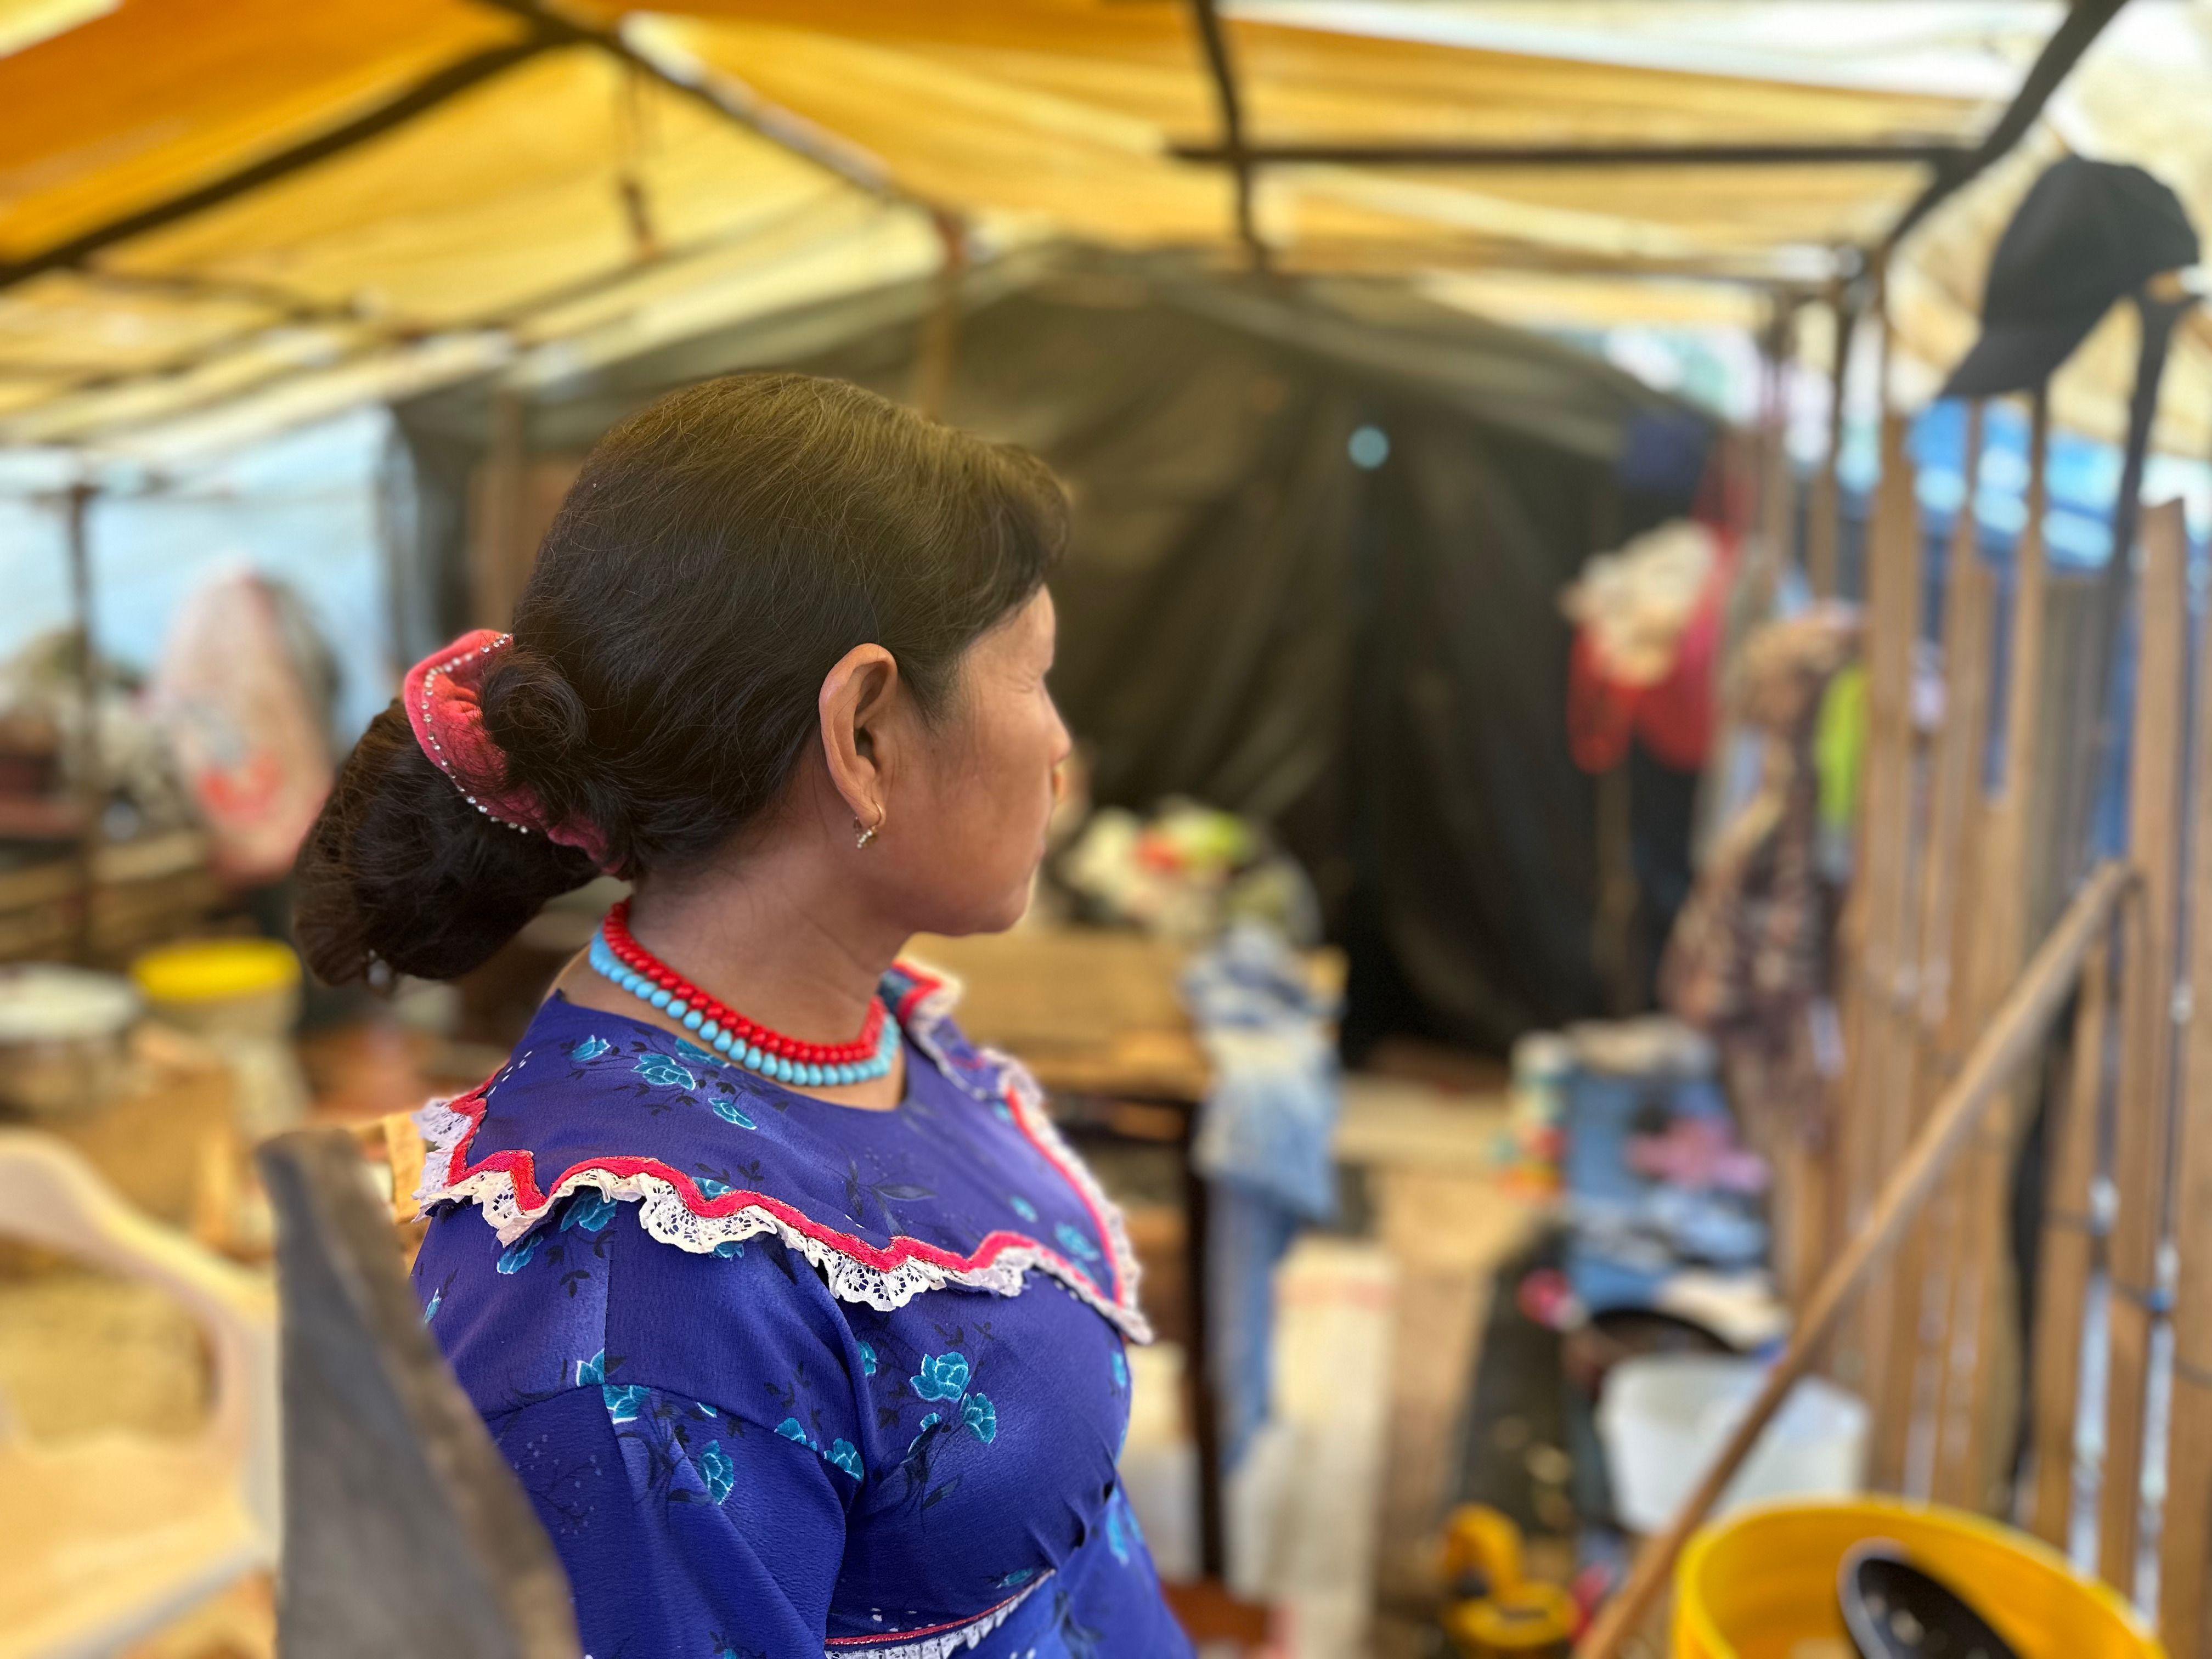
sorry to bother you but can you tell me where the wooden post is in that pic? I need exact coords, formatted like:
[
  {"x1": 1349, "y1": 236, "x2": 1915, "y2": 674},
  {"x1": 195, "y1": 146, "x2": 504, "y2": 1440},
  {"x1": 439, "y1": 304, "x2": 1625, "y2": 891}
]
[
  {"x1": 2158, "y1": 520, "x2": 2212, "y2": 1656},
  {"x1": 2099, "y1": 498, "x2": 2189, "y2": 1590},
  {"x1": 2027, "y1": 932, "x2": 2110, "y2": 1546},
  {"x1": 1576, "y1": 864, "x2": 2132, "y2": 1659}
]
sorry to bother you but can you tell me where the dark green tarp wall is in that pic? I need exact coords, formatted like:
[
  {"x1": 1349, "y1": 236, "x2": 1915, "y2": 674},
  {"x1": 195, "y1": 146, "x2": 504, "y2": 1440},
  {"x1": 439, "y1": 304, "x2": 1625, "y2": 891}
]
[{"x1": 391, "y1": 247, "x2": 1711, "y2": 1053}]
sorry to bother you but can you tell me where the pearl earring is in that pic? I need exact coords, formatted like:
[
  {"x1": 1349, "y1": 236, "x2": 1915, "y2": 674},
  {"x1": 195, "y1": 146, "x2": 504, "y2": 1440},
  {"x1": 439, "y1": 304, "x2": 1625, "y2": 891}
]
[{"x1": 855, "y1": 816, "x2": 881, "y2": 849}]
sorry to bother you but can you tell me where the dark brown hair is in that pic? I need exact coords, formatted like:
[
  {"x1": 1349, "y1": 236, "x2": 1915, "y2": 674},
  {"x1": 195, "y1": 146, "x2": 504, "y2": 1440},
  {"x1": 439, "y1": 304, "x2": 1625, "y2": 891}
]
[{"x1": 295, "y1": 373, "x2": 1066, "y2": 984}]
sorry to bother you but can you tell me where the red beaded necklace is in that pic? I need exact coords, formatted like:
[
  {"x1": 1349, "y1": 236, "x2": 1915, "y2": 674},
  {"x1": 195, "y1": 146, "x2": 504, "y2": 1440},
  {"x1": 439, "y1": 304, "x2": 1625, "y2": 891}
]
[{"x1": 599, "y1": 899, "x2": 888, "y2": 1065}]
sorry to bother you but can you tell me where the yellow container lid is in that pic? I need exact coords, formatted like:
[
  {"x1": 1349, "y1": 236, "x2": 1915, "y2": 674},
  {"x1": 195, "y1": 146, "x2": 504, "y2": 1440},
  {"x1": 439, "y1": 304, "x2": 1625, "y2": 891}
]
[{"x1": 132, "y1": 938, "x2": 301, "y2": 1004}]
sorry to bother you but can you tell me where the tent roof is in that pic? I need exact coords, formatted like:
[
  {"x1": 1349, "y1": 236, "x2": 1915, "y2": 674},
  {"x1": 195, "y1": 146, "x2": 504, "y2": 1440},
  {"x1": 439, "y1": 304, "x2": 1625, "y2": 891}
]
[{"x1": 0, "y1": 0, "x2": 2204, "y2": 464}]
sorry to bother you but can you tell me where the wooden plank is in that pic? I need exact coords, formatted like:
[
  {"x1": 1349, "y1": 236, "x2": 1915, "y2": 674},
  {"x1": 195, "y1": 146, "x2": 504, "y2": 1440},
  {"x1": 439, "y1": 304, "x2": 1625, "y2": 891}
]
[
  {"x1": 1577, "y1": 864, "x2": 2131, "y2": 1659},
  {"x1": 2027, "y1": 933, "x2": 2110, "y2": 1546},
  {"x1": 2100, "y1": 498, "x2": 2190, "y2": 1589},
  {"x1": 2159, "y1": 522, "x2": 2212, "y2": 1656}
]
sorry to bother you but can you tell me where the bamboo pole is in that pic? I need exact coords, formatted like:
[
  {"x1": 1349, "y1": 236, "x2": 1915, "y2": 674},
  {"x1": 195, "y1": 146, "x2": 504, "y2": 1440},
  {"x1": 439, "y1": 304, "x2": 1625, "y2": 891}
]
[
  {"x1": 1576, "y1": 862, "x2": 2134, "y2": 1659},
  {"x1": 2027, "y1": 926, "x2": 2112, "y2": 1529},
  {"x1": 2157, "y1": 499, "x2": 2212, "y2": 1657},
  {"x1": 1938, "y1": 390, "x2": 2050, "y2": 1511},
  {"x1": 2099, "y1": 498, "x2": 2190, "y2": 1589},
  {"x1": 1839, "y1": 417, "x2": 1921, "y2": 1382},
  {"x1": 1805, "y1": 285, "x2": 1858, "y2": 599},
  {"x1": 2027, "y1": 933, "x2": 2111, "y2": 1547},
  {"x1": 1869, "y1": 424, "x2": 1993, "y2": 1489}
]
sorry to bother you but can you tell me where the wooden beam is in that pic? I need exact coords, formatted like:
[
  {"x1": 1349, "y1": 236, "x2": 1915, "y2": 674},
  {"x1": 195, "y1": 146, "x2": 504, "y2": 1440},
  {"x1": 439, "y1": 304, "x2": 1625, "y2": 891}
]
[
  {"x1": 2099, "y1": 498, "x2": 2190, "y2": 1589},
  {"x1": 1883, "y1": 0, "x2": 2134, "y2": 251},
  {"x1": 1575, "y1": 861, "x2": 2134, "y2": 1659},
  {"x1": 0, "y1": 36, "x2": 554, "y2": 295},
  {"x1": 1169, "y1": 139, "x2": 1974, "y2": 168}
]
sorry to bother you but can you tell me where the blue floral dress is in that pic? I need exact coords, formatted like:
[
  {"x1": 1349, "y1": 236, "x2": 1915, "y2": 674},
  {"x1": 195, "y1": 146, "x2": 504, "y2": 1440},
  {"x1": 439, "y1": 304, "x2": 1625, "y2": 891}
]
[{"x1": 410, "y1": 964, "x2": 1193, "y2": 1659}]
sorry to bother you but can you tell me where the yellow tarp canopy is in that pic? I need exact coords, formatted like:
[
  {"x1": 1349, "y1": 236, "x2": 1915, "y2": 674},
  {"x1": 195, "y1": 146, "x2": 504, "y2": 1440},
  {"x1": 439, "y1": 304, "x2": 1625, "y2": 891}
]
[{"x1": 0, "y1": 0, "x2": 2203, "y2": 458}]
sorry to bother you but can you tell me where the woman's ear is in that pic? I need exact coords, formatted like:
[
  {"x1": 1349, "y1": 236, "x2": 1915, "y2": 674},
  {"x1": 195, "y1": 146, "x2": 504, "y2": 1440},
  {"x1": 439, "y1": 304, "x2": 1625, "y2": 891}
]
[{"x1": 817, "y1": 644, "x2": 901, "y2": 831}]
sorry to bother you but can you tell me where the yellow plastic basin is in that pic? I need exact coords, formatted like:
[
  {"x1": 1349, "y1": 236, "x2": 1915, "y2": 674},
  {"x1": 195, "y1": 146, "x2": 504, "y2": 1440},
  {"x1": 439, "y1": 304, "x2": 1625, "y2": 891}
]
[{"x1": 1675, "y1": 1497, "x2": 2162, "y2": 1659}]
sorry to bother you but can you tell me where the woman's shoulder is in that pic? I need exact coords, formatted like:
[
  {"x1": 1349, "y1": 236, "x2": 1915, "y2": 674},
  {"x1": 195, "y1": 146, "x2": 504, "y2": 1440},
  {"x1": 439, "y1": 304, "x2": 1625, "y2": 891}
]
[{"x1": 415, "y1": 1187, "x2": 862, "y2": 1426}]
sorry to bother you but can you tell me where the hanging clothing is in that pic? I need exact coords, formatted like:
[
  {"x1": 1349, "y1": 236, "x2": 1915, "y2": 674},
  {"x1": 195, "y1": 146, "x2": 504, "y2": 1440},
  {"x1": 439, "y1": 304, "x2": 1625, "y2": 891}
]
[
  {"x1": 1660, "y1": 608, "x2": 1858, "y2": 1304},
  {"x1": 1182, "y1": 923, "x2": 1341, "y2": 1469},
  {"x1": 410, "y1": 965, "x2": 1190, "y2": 1659}
]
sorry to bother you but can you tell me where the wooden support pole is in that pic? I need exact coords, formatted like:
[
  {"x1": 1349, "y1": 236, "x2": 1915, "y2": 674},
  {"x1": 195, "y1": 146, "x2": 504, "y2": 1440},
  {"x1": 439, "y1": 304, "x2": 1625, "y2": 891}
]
[
  {"x1": 2099, "y1": 498, "x2": 2190, "y2": 1590},
  {"x1": 1576, "y1": 862, "x2": 2134, "y2": 1659},
  {"x1": 2158, "y1": 512, "x2": 2212, "y2": 1656},
  {"x1": 2027, "y1": 932, "x2": 2111, "y2": 1547}
]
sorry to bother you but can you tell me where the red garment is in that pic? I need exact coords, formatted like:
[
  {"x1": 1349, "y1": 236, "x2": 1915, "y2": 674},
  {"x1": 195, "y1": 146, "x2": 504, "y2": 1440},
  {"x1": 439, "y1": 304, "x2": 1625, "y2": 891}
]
[{"x1": 1567, "y1": 575, "x2": 1720, "y2": 774}]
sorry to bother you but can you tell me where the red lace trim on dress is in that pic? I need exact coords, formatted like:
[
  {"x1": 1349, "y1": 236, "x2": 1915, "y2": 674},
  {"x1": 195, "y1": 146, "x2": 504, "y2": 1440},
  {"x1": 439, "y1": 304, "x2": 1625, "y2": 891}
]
[{"x1": 413, "y1": 963, "x2": 1150, "y2": 1342}]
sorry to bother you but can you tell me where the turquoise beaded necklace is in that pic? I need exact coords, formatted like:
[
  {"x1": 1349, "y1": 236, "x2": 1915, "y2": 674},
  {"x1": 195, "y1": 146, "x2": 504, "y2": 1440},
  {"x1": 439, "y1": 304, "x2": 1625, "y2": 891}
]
[{"x1": 586, "y1": 928, "x2": 899, "y2": 1087}]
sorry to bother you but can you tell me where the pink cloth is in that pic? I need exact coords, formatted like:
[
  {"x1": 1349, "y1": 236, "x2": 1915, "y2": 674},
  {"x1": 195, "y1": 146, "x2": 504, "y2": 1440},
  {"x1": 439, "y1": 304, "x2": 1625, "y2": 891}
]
[
  {"x1": 153, "y1": 568, "x2": 334, "y2": 884},
  {"x1": 402, "y1": 629, "x2": 613, "y2": 868}
]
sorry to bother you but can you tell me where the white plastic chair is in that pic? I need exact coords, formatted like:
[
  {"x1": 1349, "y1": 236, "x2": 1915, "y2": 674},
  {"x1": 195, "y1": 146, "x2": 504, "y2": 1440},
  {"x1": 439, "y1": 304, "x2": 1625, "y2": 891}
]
[{"x1": 0, "y1": 1131, "x2": 278, "y2": 1659}]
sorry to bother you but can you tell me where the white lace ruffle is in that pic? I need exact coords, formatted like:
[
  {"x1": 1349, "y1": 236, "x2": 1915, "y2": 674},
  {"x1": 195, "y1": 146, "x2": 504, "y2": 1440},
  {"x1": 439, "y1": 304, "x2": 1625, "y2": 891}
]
[
  {"x1": 823, "y1": 1575, "x2": 1049, "y2": 1659},
  {"x1": 413, "y1": 967, "x2": 1152, "y2": 1343},
  {"x1": 896, "y1": 961, "x2": 1149, "y2": 1345},
  {"x1": 988, "y1": 1047, "x2": 1150, "y2": 1341}
]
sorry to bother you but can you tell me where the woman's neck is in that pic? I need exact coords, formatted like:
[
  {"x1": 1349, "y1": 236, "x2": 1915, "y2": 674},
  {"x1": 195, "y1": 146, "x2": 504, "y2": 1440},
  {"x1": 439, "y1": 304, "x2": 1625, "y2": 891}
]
[
  {"x1": 551, "y1": 839, "x2": 912, "y2": 1108},
  {"x1": 623, "y1": 873, "x2": 905, "y2": 1042}
]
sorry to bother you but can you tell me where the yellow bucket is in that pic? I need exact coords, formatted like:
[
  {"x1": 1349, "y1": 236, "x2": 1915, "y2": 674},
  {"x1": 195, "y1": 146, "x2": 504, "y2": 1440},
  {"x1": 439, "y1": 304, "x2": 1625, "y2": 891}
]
[
  {"x1": 132, "y1": 937, "x2": 300, "y2": 1005},
  {"x1": 1675, "y1": 1498, "x2": 2162, "y2": 1659}
]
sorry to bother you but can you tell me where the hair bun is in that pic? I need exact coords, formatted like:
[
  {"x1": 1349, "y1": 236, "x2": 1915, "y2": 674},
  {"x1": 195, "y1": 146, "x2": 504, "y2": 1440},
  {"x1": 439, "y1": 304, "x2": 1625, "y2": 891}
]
[{"x1": 478, "y1": 647, "x2": 590, "y2": 769}]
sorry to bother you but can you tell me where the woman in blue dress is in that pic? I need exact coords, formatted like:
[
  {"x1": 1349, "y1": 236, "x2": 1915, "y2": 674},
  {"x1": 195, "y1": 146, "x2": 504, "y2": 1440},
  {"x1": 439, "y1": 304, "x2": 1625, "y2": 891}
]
[{"x1": 295, "y1": 373, "x2": 1193, "y2": 1659}]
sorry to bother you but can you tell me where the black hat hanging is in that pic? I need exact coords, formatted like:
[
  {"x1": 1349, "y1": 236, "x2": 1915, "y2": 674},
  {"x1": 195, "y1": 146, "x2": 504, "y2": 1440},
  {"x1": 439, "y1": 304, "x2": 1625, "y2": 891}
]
[{"x1": 1940, "y1": 156, "x2": 2197, "y2": 400}]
